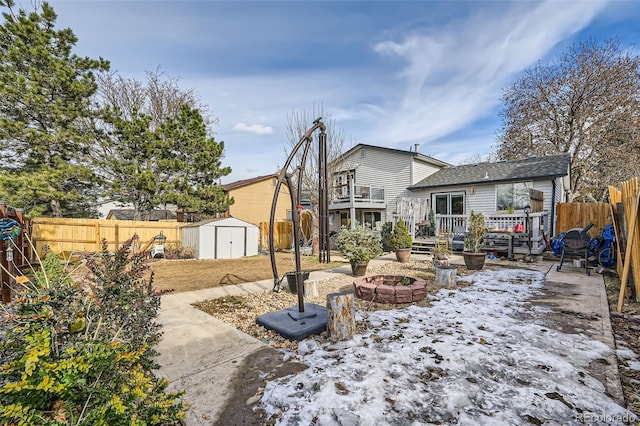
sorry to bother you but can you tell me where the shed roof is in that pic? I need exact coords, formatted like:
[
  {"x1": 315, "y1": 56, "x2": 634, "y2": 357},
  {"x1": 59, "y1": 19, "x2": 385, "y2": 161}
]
[
  {"x1": 181, "y1": 217, "x2": 258, "y2": 228},
  {"x1": 410, "y1": 154, "x2": 571, "y2": 190}
]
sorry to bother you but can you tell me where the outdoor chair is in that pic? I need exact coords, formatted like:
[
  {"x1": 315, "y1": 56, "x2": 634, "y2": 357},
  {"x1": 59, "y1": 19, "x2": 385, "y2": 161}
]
[{"x1": 556, "y1": 223, "x2": 594, "y2": 275}]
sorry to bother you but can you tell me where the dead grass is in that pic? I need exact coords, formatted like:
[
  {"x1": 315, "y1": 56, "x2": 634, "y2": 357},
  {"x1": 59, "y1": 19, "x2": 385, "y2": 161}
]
[{"x1": 149, "y1": 251, "x2": 348, "y2": 293}]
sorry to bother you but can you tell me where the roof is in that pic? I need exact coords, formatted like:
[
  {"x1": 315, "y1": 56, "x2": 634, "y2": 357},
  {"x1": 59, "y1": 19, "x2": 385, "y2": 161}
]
[
  {"x1": 335, "y1": 143, "x2": 451, "y2": 168},
  {"x1": 410, "y1": 154, "x2": 571, "y2": 190},
  {"x1": 222, "y1": 173, "x2": 279, "y2": 191},
  {"x1": 181, "y1": 217, "x2": 258, "y2": 228},
  {"x1": 106, "y1": 209, "x2": 177, "y2": 221}
]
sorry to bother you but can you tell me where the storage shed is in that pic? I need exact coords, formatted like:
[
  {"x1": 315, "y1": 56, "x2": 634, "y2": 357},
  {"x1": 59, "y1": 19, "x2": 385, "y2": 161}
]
[{"x1": 182, "y1": 218, "x2": 259, "y2": 259}]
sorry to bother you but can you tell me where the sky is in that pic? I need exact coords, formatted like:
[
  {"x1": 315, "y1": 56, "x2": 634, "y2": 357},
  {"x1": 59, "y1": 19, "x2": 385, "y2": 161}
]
[
  {"x1": 260, "y1": 268, "x2": 638, "y2": 425},
  {"x1": 39, "y1": 0, "x2": 640, "y2": 183}
]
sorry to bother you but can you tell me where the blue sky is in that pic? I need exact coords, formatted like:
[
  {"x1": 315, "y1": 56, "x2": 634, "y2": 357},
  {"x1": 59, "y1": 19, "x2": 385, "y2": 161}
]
[{"x1": 43, "y1": 0, "x2": 640, "y2": 183}]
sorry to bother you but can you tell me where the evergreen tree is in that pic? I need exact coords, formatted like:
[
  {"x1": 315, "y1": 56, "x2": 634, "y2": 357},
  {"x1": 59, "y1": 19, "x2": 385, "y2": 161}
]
[
  {"x1": 0, "y1": 1, "x2": 109, "y2": 217},
  {"x1": 95, "y1": 72, "x2": 231, "y2": 219},
  {"x1": 160, "y1": 105, "x2": 232, "y2": 216}
]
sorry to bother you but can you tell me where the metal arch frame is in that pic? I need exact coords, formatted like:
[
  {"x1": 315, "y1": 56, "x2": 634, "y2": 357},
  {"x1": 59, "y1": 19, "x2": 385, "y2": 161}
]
[{"x1": 268, "y1": 118, "x2": 330, "y2": 313}]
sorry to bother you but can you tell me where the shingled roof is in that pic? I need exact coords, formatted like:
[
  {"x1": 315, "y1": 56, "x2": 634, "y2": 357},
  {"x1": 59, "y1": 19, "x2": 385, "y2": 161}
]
[
  {"x1": 222, "y1": 173, "x2": 279, "y2": 191},
  {"x1": 410, "y1": 154, "x2": 571, "y2": 190}
]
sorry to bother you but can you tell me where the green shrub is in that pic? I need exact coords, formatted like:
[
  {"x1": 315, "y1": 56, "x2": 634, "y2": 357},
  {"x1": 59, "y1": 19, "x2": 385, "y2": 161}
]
[
  {"x1": 334, "y1": 225, "x2": 382, "y2": 263},
  {"x1": 390, "y1": 219, "x2": 412, "y2": 250},
  {"x1": 0, "y1": 236, "x2": 187, "y2": 425},
  {"x1": 380, "y1": 222, "x2": 394, "y2": 252}
]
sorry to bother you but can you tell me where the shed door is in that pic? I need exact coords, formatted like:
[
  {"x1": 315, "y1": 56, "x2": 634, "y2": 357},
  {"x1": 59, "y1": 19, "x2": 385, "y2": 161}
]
[{"x1": 215, "y1": 226, "x2": 245, "y2": 259}]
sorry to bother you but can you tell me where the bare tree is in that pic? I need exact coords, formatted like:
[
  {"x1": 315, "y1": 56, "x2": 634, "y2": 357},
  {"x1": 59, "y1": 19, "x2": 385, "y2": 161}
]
[
  {"x1": 96, "y1": 68, "x2": 216, "y2": 131},
  {"x1": 495, "y1": 38, "x2": 640, "y2": 201},
  {"x1": 285, "y1": 106, "x2": 348, "y2": 254}
]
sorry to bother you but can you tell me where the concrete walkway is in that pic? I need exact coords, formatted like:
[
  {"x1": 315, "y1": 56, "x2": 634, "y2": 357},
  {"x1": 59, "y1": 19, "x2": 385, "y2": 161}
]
[{"x1": 155, "y1": 255, "x2": 624, "y2": 425}]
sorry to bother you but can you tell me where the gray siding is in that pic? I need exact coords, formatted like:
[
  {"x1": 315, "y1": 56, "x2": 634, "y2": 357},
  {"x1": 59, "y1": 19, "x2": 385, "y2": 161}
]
[
  {"x1": 336, "y1": 147, "x2": 414, "y2": 220},
  {"x1": 412, "y1": 160, "x2": 441, "y2": 185},
  {"x1": 410, "y1": 178, "x2": 556, "y2": 217}
]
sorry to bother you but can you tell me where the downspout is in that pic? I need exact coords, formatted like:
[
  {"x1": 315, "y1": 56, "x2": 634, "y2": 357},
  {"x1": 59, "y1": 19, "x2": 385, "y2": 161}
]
[{"x1": 551, "y1": 179, "x2": 556, "y2": 237}]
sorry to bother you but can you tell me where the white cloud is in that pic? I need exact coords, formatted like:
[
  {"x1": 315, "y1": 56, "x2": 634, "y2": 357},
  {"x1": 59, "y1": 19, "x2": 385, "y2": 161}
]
[
  {"x1": 372, "y1": 0, "x2": 608, "y2": 146},
  {"x1": 232, "y1": 122, "x2": 274, "y2": 135}
]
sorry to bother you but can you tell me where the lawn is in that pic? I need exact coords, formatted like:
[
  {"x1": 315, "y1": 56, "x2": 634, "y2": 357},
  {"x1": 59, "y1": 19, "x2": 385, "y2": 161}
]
[{"x1": 149, "y1": 251, "x2": 348, "y2": 292}]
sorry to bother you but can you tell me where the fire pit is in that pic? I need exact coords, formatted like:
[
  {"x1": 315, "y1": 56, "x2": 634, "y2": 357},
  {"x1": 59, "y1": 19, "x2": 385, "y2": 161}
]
[{"x1": 353, "y1": 275, "x2": 427, "y2": 304}]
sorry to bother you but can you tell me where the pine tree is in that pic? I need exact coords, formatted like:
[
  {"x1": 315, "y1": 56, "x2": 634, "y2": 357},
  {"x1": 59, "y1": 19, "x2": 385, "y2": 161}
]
[{"x1": 0, "y1": 1, "x2": 109, "y2": 216}]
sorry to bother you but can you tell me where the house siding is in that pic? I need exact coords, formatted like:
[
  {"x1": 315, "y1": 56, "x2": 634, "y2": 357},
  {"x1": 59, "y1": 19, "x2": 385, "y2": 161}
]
[
  {"x1": 227, "y1": 178, "x2": 291, "y2": 225},
  {"x1": 412, "y1": 160, "x2": 442, "y2": 186},
  {"x1": 337, "y1": 147, "x2": 414, "y2": 221},
  {"x1": 410, "y1": 178, "x2": 556, "y2": 217}
]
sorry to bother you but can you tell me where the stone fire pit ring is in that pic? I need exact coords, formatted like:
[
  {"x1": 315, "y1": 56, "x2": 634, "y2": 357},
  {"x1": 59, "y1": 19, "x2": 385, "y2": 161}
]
[{"x1": 353, "y1": 275, "x2": 427, "y2": 304}]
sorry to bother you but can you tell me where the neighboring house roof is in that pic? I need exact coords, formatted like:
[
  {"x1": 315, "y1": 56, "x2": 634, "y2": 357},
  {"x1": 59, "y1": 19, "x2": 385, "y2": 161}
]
[
  {"x1": 222, "y1": 173, "x2": 279, "y2": 191},
  {"x1": 334, "y1": 143, "x2": 452, "y2": 169},
  {"x1": 410, "y1": 154, "x2": 571, "y2": 190},
  {"x1": 106, "y1": 209, "x2": 177, "y2": 221}
]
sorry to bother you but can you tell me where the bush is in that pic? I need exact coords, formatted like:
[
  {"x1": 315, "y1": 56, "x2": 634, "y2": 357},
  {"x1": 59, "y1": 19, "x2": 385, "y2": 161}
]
[
  {"x1": 334, "y1": 225, "x2": 382, "y2": 264},
  {"x1": 390, "y1": 219, "x2": 412, "y2": 250},
  {"x1": 0, "y1": 236, "x2": 187, "y2": 425},
  {"x1": 380, "y1": 222, "x2": 394, "y2": 252}
]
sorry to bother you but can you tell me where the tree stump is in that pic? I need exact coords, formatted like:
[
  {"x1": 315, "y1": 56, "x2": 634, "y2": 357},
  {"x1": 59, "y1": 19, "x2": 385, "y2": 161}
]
[
  {"x1": 326, "y1": 291, "x2": 355, "y2": 342},
  {"x1": 304, "y1": 279, "x2": 319, "y2": 298},
  {"x1": 435, "y1": 265, "x2": 457, "y2": 288}
]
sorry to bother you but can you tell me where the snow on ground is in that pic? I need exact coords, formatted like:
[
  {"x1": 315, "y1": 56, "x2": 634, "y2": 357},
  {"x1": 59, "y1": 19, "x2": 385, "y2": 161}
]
[{"x1": 261, "y1": 268, "x2": 638, "y2": 425}]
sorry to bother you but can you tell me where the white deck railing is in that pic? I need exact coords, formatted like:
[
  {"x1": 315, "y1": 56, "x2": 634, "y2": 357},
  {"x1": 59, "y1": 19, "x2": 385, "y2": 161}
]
[
  {"x1": 331, "y1": 184, "x2": 385, "y2": 204},
  {"x1": 434, "y1": 212, "x2": 548, "y2": 238}
]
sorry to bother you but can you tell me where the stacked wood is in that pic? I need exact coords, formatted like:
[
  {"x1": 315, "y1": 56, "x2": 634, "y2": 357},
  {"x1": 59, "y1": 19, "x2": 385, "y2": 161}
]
[
  {"x1": 610, "y1": 178, "x2": 640, "y2": 311},
  {"x1": 326, "y1": 291, "x2": 355, "y2": 342}
]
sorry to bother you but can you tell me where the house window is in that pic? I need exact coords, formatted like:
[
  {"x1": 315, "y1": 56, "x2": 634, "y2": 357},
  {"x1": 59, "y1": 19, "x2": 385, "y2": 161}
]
[
  {"x1": 496, "y1": 181, "x2": 532, "y2": 211},
  {"x1": 363, "y1": 211, "x2": 381, "y2": 230},
  {"x1": 340, "y1": 211, "x2": 351, "y2": 228},
  {"x1": 434, "y1": 193, "x2": 464, "y2": 215}
]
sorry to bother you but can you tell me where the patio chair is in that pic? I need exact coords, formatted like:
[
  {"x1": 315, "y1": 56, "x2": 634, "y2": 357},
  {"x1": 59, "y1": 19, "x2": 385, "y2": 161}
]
[{"x1": 556, "y1": 223, "x2": 594, "y2": 275}]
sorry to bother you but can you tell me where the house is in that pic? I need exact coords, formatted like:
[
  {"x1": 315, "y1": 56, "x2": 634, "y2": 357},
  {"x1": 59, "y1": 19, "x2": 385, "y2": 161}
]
[
  {"x1": 408, "y1": 153, "x2": 571, "y2": 255},
  {"x1": 327, "y1": 143, "x2": 451, "y2": 234},
  {"x1": 222, "y1": 173, "x2": 291, "y2": 225}
]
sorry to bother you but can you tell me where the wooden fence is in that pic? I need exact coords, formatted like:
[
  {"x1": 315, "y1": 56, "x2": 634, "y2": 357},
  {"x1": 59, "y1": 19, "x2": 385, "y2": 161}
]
[
  {"x1": 258, "y1": 213, "x2": 312, "y2": 251},
  {"x1": 31, "y1": 217, "x2": 184, "y2": 257},
  {"x1": 609, "y1": 178, "x2": 640, "y2": 309},
  {"x1": 31, "y1": 217, "x2": 306, "y2": 256},
  {"x1": 555, "y1": 203, "x2": 612, "y2": 237}
]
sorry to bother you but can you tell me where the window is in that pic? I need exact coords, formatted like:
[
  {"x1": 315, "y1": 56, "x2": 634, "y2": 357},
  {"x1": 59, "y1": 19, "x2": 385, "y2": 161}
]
[
  {"x1": 496, "y1": 182, "x2": 532, "y2": 211},
  {"x1": 363, "y1": 211, "x2": 381, "y2": 230},
  {"x1": 434, "y1": 193, "x2": 465, "y2": 215}
]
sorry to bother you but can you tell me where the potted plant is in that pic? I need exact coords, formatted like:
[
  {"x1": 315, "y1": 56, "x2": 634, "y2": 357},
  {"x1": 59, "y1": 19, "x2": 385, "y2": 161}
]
[
  {"x1": 463, "y1": 211, "x2": 487, "y2": 270},
  {"x1": 391, "y1": 219, "x2": 412, "y2": 263},
  {"x1": 334, "y1": 225, "x2": 383, "y2": 276}
]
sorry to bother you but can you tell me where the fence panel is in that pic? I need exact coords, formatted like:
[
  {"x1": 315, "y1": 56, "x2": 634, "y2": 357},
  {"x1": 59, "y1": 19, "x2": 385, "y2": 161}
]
[
  {"x1": 555, "y1": 203, "x2": 612, "y2": 237},
  {"x1": 31, "y1": 217, "x2": 183, "y2": 256}
]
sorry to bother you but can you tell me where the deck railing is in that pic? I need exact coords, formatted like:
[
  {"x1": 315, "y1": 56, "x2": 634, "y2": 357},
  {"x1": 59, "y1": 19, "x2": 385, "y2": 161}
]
[
  {"x1": 331, "y1": 184, "x2": 385, "y2": 204},
  {"x1": 434, "y1": 211, "x2": 549, "y2": 238}
]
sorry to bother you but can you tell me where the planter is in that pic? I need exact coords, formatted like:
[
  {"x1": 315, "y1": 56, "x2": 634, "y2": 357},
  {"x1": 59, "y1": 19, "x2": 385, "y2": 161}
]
[
  {"x1": 350, "y1": 261, "x2": 369, "y2": 277},
  {"x1": 395, "y1": 248, "x2": 411, "y2": 263},
  {"x1": 462, "y1": 252, "x2": 486, "y2": 270},
  {"x1": 285, "y1": 271, "x2": 310, "y2": 294}
]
